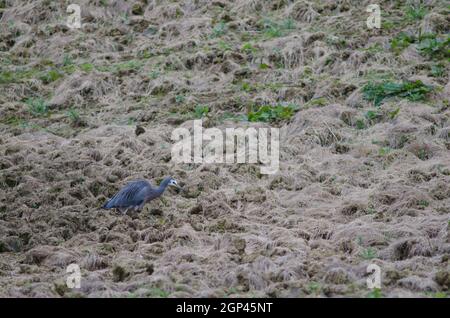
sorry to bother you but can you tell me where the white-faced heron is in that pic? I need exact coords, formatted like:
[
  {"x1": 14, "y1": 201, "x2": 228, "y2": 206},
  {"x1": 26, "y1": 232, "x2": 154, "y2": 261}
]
[{"x1": 102, "y1": 177, "x2": 180, "y2": 214}]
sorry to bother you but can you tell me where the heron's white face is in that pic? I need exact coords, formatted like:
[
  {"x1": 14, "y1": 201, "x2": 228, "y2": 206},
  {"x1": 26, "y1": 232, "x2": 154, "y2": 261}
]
[{"x1": 169, "y1": 179, "x2": 179, "y2": 187}]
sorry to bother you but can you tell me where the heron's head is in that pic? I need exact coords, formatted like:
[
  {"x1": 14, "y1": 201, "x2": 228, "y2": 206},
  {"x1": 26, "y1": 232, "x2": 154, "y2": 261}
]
[{"x1": 168, "y1": 178, "x2": 181, "y2": 189}]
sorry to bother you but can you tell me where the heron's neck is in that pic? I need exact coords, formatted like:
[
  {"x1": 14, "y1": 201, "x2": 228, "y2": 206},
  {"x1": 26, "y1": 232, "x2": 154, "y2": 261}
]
[{"x1": 156, "y1": 179, "x2": 170, "y2": 194}]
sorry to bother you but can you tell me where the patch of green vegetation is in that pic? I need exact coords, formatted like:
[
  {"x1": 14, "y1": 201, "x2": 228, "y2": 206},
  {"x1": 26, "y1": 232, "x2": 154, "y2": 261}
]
[
  {"x1": 240, "y1": 81, "x2": 256, "y2": 92},
  {"x1": 362, "y1": 80, "x2": 433, "y2": 106},
  {"x1": 39, "y1": 69, "x2": 63, "y2": 84},
  {"x1": 26, "y1": 98, "x2": 48, "y2": 117},
  {"x1": 138, "y1": 49, "x2": 154, "y2": 59},
  {"x1": 416, "y1": 146, "x2": 431, "y2": 160},
  {"x1": 364, "y1": 43, "x2": 383, "y2": 54},
  {"x1": 363, "y1": 70, "x2": 396, "y2": 82},
  {"x1": 79, "y1": 63, "x2": 94, "y2": 72},
  {"x1": 175, "y1": 94, "x2": 185, "y2": 104},
  {"x1": 149, "y1": 70, "x2": 160, "y2": 79},
  {"x1": 360, "y1": 247, "x2": 377, "y2": 260},
  {"x1": 219, "y1": 112, "x2": 247, "y2": 123},
  {"x1": 391, "y1": 32, "x2": 449, "y2": 59},
  {"x1": 425, "y1": 291, "x2": 448, "y2": 298},
  {"x1": 212, "y1": 21, "x2": 227, "y2": 38},
  {"x1": 1, "y1": 115, "x2": 24, "y2": 126},
  {"x1": 110, "y1": 60, "x2": 144, "y2": 73},
  {"x1": 381, "y1": 20, "x2": 395, "y2": 30},
  {"x1": 367, "y1": 288, "x2": 383, "y2": 298},
  {"x1": 0, "y1": 71, "x2": 16, "y2": 84},
  {"x1": 224, "y1": 287, "x2": 239, "y2": 297},
  {"x1": 218, "y1": 40, "x2": 231, "y2": 51},
  {"x1": 378, "y1": 147, "x2": 391, "y2": 156},
  {"x1": 306, "y1": 282, "x2": 322, "y2": 296},
  {"x1": 127, "y1": 117, "x2": 136, "y2": 125},
  {"x1": 365, "y1": 110, "x2": 381, "y2": 122},
  {"x1": 417, "y1": 200, "x2": 429, "y2": 207},
  {"x1": 388, "y1": 107, "x2": 400, "y2": 120},
  {"x1": 355, "y1": 118, "x2": 366, "y2": 130},
  {"x1": 430, "y1": 64, "x2": 445, "y2": 77},
  {"x1": 67, "y1": 108, "x2": 85, "y2": 127},
  {"x1": 258, "y1": 18, "x2": 296, "y2": 39},
  {"x1": 306, "y1": 97, "x2": 328, "y2": 107},
  {"x1": 62, "y1": 55, "x2": 74, "y2": 66},
  {"x1": 0, "y1": 68, "x2": 41, "y2": 84},
  {"x1": 144, "y1": 287, "x2": 169, "y2": 298},
  {"x1": 366, "y1": 206, "x2": 377, "y2": 214},
  {"x1": 241, "y1": 42, "x2": 258, "y2": 54},
  {"x1": 247, "y1": 103, "x2": 299, "y2": 123},
  {"x1": 194, "y1": 105, "x2": 209, "y2": 119},
  {"x1": 417, "y1": 35, "x2": 450, "y2": 60},
  {"x1": 405, "y1": 5, "x2": 428, "y2": 22},
  {"x1": 259, "y1": 63, "x2": 270, "y2": 70},
  {"x1": 390, "y1": 32, "x2": 415, "y2": 54}
]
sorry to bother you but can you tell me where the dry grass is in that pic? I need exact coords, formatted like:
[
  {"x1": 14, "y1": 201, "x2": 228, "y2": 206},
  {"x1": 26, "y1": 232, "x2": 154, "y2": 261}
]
[{"x1": 0, "y1": 0, "x2": 449, "y2": 298}]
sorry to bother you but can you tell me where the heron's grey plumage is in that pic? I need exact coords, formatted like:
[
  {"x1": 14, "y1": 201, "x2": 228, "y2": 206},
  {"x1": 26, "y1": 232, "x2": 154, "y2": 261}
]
[{"x1": 102, "y1": 177, "x2": 178, "y2": 214}]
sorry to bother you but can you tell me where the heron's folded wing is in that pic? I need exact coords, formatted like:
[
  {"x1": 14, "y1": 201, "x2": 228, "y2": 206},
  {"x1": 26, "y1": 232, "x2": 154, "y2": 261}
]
[{"x1": 108, "y1": 180, "x2": 150, "y2": 207}]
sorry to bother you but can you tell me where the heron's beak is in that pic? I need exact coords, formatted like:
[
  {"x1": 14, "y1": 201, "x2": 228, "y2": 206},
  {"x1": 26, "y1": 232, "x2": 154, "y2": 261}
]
[{"x1": 176, "y1": 185, "x2": 184, "y2": 193}]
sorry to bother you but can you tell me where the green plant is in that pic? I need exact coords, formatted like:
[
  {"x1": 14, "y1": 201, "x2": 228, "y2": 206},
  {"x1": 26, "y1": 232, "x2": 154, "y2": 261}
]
[
  {"x1": 240, "y1": 82, "x2": 255, "y2": 92},
  {"x1": 145, "y1": 287, "x2": 169, "y2": 298},
  {"x1": 149, "y1": 70, "x2": 160, "y2": 79},
  {"x1": 415, "y1": 146, "x2": 431, "y2": 160},
  {"x1": 417, "y1": 35, "x2": 450, "y2": 59},
  {"x1": 194, "y1": 105, "x2": 209, "y2": 118},
  {"x1": 355, "y1": 119, "x2": 366, "y2": 130},
  {"x1": 367, "y1": 288, "x2": 383, "y2": 298},
  {"x1": 67, "y1": 108, "x2": 84, "y2": 127},
  {"x1": 360, "y1": 247, "x2": 377, "y2": 260},
  {"x1": 281, "y1": 18, "x2": 296, "y2": 30},
  {"x1": 111, "y1": 60, "x2": 143, "y2": 73},
  {"x1": 175, "y1": 94, "x2": 185, "y2": 104},
  {"x1": 379, "y1": 147, "x2": 391, "y2": 156},
  {"x1": 247, "y1": 103, "x2": 299, "y2": 123},
  {"x1": 429, "y1": 292, "x2": 447, "y2": 298},
  {"x1": 306, "y1": 282, "x2": 322, "y2": 295},
  {"x1": 39, "y1": 69, "x2": 63, "y2": 84},
  {"x1": 259, "y1": 18, "x2": 294, "y2": 38},
  {"x1": 63, "y1": 55, "x2": 74, "y2": 66},
  {"x1": 390, "y1": 32, "x2": 415, "y2": 54},
  {"x1": 241, "y1": 43, "x2": 258, "y2": 54},
  {"x1": 1, "y1": 115, "x2": 24, "y2": 126},
  {"x1": 365, "y1": 110, "x2": 381, "y2": 122},
  {"x1": 218, "y1": 40, "x2": 231, "y2": 51},
  {"x1": 388, "y1": 107, "x2": 400, "y2": 119},
  {"x1": 430, "y1": 64, "x2": 444, "y2": 77},
  {"x1": 306, "y1": 97, "x2": 328, "y2": 107},
  {"x1": 362, "y1": 80, "x2": 433, "y2": 106},
  {"x1": 212, "y1": 22, "x2": 227, "y2": 38},
  {"x1": 405, "y1": 5, "x2": 428, "y2": 22},
  {"x1": 26, "y1": 98, "x2": 48, "y2": 116},
  {"x1": 219, "y1": 112, "x2": 247, "y2": 122},
  {"x1": 80, "y1": 63, "x2": 94, "y2": 72},
  {"x1": 390, "y1": 32, "x2": 449, "y2": 59}
]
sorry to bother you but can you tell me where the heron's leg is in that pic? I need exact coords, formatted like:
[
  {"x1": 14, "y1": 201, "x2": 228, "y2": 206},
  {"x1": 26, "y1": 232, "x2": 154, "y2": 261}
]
[{"x1": 121, "y1": 207, "x2": 129, "y2": 215}]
